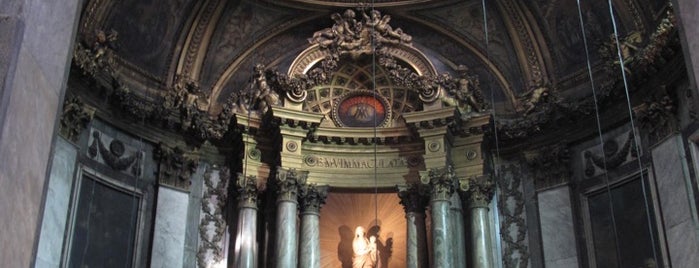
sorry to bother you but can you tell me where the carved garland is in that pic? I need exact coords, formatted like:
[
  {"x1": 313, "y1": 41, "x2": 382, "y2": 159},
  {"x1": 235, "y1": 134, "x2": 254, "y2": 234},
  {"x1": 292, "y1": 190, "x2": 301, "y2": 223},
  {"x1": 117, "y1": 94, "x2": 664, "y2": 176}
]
[
  {"x1": 197, "y1": 167, "x2": 230, "y2": 268},
  {"x1": 497, "y1": 163, "x2": 529, "y2": 268}
]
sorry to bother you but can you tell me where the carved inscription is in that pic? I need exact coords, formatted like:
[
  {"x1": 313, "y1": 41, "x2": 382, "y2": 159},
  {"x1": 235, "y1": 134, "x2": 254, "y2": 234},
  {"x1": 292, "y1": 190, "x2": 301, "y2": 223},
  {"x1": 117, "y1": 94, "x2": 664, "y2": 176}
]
[{"x1": 304, "y1": 155, "x2": 418, "y2": 169}]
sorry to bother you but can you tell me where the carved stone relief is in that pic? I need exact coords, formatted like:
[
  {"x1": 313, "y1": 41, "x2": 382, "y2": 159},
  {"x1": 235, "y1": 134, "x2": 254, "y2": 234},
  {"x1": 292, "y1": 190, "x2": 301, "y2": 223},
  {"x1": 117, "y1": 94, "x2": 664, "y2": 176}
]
[
  {"x1": 496, "y1": 163, "x2": 530, "y2": 268},
  {"x1": 420, "y1": 165, "x2": 457, "y2": 201},
  {"x1": 524, "y1": 143, "x2": 571, "y2": 190},
  {"x1": 582, "y1": 130, "x2": 638, "y2": 178},
  {"x1": 59, "y1": 96, "x2": 95, "y2": 142},
  {"x1": 197, "y1": 167, "x2": 230, "y2": 268},
  {"x1": 153, "y1": 142, "x2": 199, "y2": 190},
  {"x1": 634, "y1": 86, "x2": 677, "y2": 144},
  {"x1": 87, "y1": 129, "x2": 144, "y2": 177}
]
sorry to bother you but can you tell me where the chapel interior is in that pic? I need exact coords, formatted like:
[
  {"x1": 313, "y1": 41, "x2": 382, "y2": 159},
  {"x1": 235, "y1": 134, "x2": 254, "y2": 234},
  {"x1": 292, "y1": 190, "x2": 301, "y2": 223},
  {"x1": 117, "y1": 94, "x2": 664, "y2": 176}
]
[{"x1": 2, "y1": 0, "x2": 699, "y2": 267}]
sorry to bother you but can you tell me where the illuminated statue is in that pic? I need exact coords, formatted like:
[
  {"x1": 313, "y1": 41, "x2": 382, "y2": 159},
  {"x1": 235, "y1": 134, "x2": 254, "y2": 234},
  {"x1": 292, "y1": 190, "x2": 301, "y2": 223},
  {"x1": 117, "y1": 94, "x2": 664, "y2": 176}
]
[{"x1": 352, "y1": 226, "x2": 378, "y2": 268}]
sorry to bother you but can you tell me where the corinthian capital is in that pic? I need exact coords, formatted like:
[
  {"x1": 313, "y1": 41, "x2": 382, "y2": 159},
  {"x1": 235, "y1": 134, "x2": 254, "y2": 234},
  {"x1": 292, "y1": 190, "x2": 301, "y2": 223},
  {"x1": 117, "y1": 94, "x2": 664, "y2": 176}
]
[
  {"x1": 276, "y1": 167, "x2": 308, "y2": 202},
  {"x1": 420, "y1": 165, "x2": 457, "y2": 201},
  {"x1": 299, "y1": 184, "x2": 328, "y2": 214},
  {"x1": 237, "y1": 174, "x2": 261, "y2": 208},
  {"x1": 463, "y1": 175, "x2": 494, "y2": 208},
  {"x1": 397, "y1": 183, "x2": 429, "y2": 214}
]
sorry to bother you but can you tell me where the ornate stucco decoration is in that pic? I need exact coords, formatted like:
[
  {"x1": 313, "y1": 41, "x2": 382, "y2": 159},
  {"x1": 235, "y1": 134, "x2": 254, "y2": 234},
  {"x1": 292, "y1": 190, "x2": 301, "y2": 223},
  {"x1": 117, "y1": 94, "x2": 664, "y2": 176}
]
[
  {"x1": 397, "y1": 183, "x2": 429, "y2": 213},
  {"x1": 73, "y1": 29, "x2": 118, "y2": 77},
  {"x1": 237, "y1": 174, "x2": 264, "y2": 208},
  {"x1": 420, "y1": 165, "x2": 457, "y2": 201},
  {"x1": 87, "y1": 129, "x2": 144, "y2": 177},
  {"x1": 308, "y1": 9, "x2": 412, "y2": 58},
  {"x1": 582, "y1": 131, "x2": 638, "y2": 178},
  {"x1": 153, "y1": 142, "x2": 199, "y2": 190},
  {"x1": 461, "y1": 175, "x2": 494, "y2": 208},
  {"x1": 523, "y1": 143, "x2": 571, "y2": 190},
  {"x1": 634, "y1": 86, "x2": 677, "y2": 144},
  {"x1": 197, "y1": 167, "x2": 230, "y2": 268},
  {"x1": 299, "y1": 184, "x2": 329, "y2": 214},
  {"x1": 496, "y1": 163, "x2": 529, "y2": 268},
  {"x1": 59, "y1": 96, "x2": 95, "y2": 142},
  {"x1": 276, "y1": 167, "x2": 308, "y2": 201}
]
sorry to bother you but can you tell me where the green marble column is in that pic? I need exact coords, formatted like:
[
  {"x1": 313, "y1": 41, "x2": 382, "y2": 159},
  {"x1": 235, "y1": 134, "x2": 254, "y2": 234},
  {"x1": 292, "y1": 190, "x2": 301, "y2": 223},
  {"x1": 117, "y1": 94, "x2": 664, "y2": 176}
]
[
  {"x1": 234, "y1": 175, "x2": 261, "y2": 268},
  {"x1": 422, "y1": 166, "x2": 457, "y2": 268},
  {"x1": 274, "y1": 168, "x2": 306, "y2": 268},
  {"x1": 398, "y1": 183, "x2": 429, "y2": 268},
  {"x1": 465, "y1": 176, "x2": 495, "y2": 268},
  {"x1": 298, "y1": 184, "x2": 328, "y2": 268}
]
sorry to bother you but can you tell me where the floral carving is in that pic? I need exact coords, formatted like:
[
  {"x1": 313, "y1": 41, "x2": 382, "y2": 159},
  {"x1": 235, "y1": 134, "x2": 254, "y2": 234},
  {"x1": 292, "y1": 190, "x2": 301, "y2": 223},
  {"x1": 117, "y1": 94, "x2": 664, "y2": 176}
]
[
  {"x1": 420, "y1": 165, "x2": 457, "y2": 201},
  {"x1": 299, "y1": 184, "x2": 329, "y2": 213},
  {"x1": 153, "y1": 142, "x2": 198, "y2": 190},
  {"x1": 59, "y1": 96, "x2": 94, "y2": 142},
  {"x1": 397, "y1": 183, "x2": 429, "y2": 214},
  {"x1": 88, "y1": 130, "x2": 143, "y2": 177},
  {"x1": 197, "y1": 167, "x2": 230, "y2": 268}
]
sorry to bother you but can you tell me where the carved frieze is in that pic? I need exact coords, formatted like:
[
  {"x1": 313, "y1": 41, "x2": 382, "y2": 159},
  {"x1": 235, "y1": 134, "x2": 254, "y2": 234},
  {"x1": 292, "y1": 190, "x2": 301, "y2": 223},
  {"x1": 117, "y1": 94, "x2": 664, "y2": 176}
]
[
  {"x1": 299, "y1": 184, "x2": 329, "y2": 214},
  {"x1": 59, "y1": 96, "x2": 95, "y2": 142},
  {"x1": 153, "y1": 143, "x2": 199, "y2": 190},
  {"x1": 420, "y1": 165, "x2": 457, "y2": 201},
  {"x1": 87, "y1": 129, "x2": 144, "y2": 177},
  {"x1": 582, "y1": 130, "x2": 638, "y2": 178},
  {"x1": 397, "y1": 183, "x2": 429, "y2": 214},
  {"x1": 276, "y1": 167, "x2": 308, "y2": 202},
  {"x1": 197, "y1": 167, "x2": 230, "y2": 268}
]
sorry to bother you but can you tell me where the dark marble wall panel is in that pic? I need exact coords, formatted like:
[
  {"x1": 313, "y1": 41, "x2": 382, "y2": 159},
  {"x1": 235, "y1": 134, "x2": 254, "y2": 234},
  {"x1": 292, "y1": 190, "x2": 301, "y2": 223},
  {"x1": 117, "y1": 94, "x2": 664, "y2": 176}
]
[{"x1": 105, "y1": 0, "x2": 196, "y2": 78}]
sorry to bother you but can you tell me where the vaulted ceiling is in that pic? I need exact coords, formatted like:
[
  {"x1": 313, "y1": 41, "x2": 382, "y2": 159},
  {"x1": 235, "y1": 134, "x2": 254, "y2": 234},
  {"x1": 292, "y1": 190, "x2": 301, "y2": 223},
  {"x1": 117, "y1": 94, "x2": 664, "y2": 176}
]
[{"x1": 76, "y1": 0, "x2": 671, "y2": 116}]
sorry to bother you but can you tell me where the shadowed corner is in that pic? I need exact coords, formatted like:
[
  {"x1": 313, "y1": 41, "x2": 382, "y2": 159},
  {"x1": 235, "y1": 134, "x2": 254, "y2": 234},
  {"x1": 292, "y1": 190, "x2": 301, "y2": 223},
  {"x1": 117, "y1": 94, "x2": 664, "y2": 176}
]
[{"x1": 338, "y1": 225, "x2": 354, "y2": 268}]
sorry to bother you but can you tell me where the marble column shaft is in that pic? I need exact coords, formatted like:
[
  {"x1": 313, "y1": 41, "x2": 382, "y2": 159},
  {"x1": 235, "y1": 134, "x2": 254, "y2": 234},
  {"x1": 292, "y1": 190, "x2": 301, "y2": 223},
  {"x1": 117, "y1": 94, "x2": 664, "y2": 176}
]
[
  {"x1": 422, "y1": 166, "x2": 457, "y2": 268},
  {"x1": 274, "y1": 168, "x2": 307, "y2": 268},
  {"x1": 234, "y1": 175, "x2": 260, "y2": 268},
  {"x1": 465, "y1": 176, "x2": 495, "y2": 268},
  {"x1": 298, "y1": 185, "x2": 328, "y2": 268},
  {"x1": 398, "y1": 184, "x2": 429, "y2": 268},
  {"x1": 450, "y1": 193, "x2": 467, "y2": 268}
]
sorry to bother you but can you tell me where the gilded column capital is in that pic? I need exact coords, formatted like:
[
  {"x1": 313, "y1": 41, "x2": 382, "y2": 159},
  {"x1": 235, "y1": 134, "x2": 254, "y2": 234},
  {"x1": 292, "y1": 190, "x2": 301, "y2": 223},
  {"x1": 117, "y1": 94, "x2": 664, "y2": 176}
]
[
  {"x1": 276, "y1": 167, "x2": 308, "y2": 202},
  {"x1": 462, "y1": 175, "x2": 494, "y2": 208},
  {"x1": 299, "y1": 184, "x2": 328, "y2": 214},
  {"x1": 397, "y1": 183, "x2": 429, "y2": 214},
  {"x1": 237, "y1": 174, "x2": 261, "y2": 208},
  {"x1": 420, "y1": 165, "x2": 457, "y2": 201}
]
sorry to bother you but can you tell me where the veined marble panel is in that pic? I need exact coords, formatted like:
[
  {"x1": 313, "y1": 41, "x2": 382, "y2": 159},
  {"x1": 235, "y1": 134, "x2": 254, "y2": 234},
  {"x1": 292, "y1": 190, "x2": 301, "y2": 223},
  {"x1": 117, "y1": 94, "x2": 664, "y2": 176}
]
[
  {"x1": 35, "y1": 137, "x2": 77, "y2": 267},
  {"x1": 150, "y1": 187, "x2": 189, "y2": 268},
  {"x1": 652, "y1": 135, "x2": 699, "y2": 267},
  {"x1": 538, "y1": 186, "x2": 579, "y2": 266}
]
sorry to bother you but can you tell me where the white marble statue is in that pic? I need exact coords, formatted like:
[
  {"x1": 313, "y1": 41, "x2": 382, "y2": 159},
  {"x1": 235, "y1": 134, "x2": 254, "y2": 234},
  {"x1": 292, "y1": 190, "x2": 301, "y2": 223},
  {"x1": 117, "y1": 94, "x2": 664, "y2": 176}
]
[{"x1": 352, "y1": 226, "x2": 378, "y2": 268}]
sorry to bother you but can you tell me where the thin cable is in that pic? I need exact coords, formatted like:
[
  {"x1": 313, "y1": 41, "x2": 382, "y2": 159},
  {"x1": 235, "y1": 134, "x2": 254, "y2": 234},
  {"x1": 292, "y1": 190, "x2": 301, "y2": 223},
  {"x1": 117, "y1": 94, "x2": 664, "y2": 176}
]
[
  {"x1": 482, "y1": 1, "x2": 505, "y2": 266},
  {"x1": 607, "y1": 0, "x2": 659, "y2": 263},
  {"x1": 575, "y1": 1, "x2": 622, "y2": 266},
  {"x1": 371, "y1": 1, "x2": 379, "y2": 228}
]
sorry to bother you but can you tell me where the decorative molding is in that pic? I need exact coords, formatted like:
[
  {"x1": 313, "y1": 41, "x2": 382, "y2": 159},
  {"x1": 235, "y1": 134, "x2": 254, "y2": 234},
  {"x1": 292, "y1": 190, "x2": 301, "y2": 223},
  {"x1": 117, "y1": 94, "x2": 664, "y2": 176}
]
[
  {"x1": 87, "y1": 129, "x2": 144, "y2": 177},
  {"x1": 59, "y1": 96, "x2": 95, "y2": 142},
  {"x1": 153, "y1": 143, "x2": 199, "y2": 190},
  {"x1": 276, "y1": 167, "x2": 308, "y2": 202},
  {"x1": 463, "y1": 175, "x2": 494, "y2": 208},
  {"x1": 197, "y1": 167, "x2": 230, "y2": 268},
  {"x1": 496, "y1": 163, "x2": 529, "y2": 268},
  {"x1": 397, "y1": 183, "x2": 429, "y2": 214},
  {"x1": 523, "y1": 143, "x2": 570, "y2": 190},
  {"x1": 236, "y1": 174, "x2": 262, "y2": 208},
  {"x1": 299, "y1": 184, "x2": 329, "y2": 214},
  {"x1": 582, "y1": 131, "x2": 637, "y2": 178},
  {"x1": 420, "y1": 165, "x2": 457, "y2": 201},
  {"x1": 634, "y1": 86, "x2": 677, "y2": 144}
]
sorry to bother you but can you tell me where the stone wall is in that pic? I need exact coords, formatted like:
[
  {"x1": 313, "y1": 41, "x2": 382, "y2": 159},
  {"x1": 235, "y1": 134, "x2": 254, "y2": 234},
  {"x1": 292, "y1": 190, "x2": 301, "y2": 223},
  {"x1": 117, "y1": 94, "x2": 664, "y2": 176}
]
[{"x1": 0, "y1": 0, "x2": 81, "y2": 266}]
